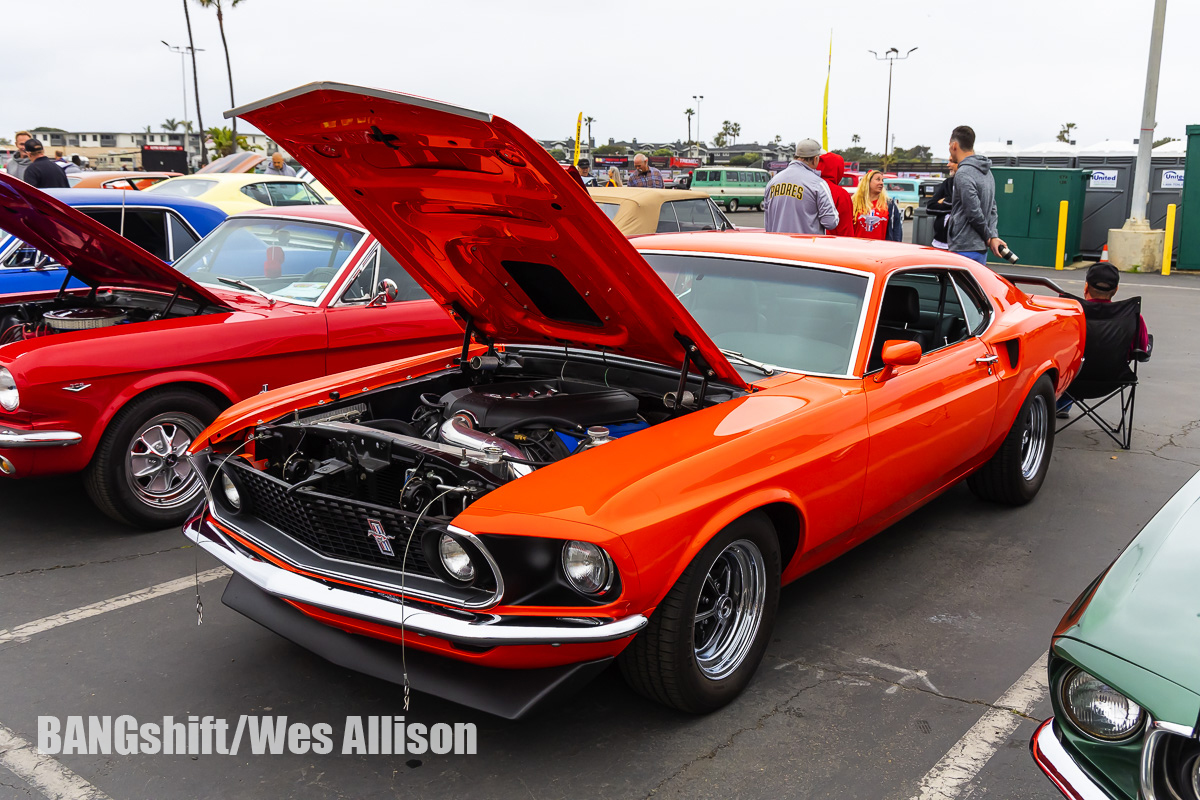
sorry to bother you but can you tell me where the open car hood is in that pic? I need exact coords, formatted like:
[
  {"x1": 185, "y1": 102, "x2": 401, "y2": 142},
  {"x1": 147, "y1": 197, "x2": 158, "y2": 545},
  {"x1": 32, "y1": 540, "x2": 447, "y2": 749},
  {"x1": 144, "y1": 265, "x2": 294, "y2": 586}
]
[
  {"x1": 0, "y1": 174, "x2": 226, "y2": 306},
  {"x1": 227, "y1": 82, "x2": 745, "y2": 388}
]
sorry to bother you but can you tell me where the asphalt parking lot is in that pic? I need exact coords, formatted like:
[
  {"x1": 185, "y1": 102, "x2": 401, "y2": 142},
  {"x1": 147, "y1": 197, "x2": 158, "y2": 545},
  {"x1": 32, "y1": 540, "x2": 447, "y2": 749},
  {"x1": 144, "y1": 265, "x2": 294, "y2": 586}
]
[{"x1": 2, "y1": 263, "x2": 1198, "y2": 800}]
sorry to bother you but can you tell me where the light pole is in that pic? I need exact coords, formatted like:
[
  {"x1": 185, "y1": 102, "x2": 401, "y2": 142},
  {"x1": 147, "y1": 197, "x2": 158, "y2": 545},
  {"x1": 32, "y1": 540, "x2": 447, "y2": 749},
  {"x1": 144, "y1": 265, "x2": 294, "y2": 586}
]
[
  {"x1": 162, "y1": 41, "x2": 205, "y2": 166},
  {"x1": 692, "y1": 94, "x2": 704, "y2": 148},
  {"x1": 1128, "y1": 0, "x2": 1167, "y2": 224},
  {"x1": 869, "y1": 47, "x2": 917, "y2": 162}
]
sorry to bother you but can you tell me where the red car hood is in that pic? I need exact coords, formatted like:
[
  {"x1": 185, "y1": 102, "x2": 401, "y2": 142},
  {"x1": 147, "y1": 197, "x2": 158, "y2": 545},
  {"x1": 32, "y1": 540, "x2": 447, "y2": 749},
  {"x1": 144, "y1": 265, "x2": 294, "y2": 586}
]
[
  {"x1": 227, "y1": 82, "x2": 745, "y2": 388},
  {"x1": 0, "y1": 174, "x2": 226, "y2": 306}
]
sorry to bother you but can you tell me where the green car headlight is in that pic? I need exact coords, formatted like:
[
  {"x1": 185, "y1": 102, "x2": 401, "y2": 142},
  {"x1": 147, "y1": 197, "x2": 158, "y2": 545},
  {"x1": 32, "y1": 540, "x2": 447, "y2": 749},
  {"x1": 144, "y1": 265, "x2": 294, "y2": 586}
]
[
  {"x1": 0, "y1": 367, "x2": 18, "y2": 412},
  {"x1": 1061, "y1": 668, "x2": 1145, "y2": 741}
]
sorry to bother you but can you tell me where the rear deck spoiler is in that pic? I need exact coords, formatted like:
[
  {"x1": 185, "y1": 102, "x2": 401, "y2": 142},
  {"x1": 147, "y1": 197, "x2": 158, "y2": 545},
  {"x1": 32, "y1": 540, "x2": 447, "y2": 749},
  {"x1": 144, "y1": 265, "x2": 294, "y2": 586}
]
[{"x1": 1000, "y1": 273, "x2": 1070, "y2": 297}]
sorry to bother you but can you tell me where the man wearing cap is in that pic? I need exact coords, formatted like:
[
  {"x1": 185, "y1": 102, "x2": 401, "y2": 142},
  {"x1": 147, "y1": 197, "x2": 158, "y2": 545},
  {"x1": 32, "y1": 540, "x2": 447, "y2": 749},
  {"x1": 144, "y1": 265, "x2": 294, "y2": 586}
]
[
  {"x1": 22, "y1": 138, "x2": 70, "y2": 189},
  {"x1": 1056, "y1": 261, "x2": 1150, "y2": 418},
  {"x1": 763, "y1": 138, "x2": 838, "y2": 234}
]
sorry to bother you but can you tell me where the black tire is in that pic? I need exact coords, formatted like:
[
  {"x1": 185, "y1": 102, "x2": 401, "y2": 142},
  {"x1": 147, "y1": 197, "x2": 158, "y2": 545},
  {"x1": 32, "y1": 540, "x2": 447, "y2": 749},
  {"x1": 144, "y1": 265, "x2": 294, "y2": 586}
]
[
  {"x1": 967, "y1": 375, "x2": 1055, "y2": 505},
  {"x1": 618, "y1": 512, "x2": 781, "y2": 714},
  {"x1": 904, "y1": 207, "x2": 914, "y2": 220},
  {"x1": 727, "y1": 198, "x2": 739, "y2": 213},
  {"x1": 84, "y1": 388, "x2": 220, "y2": 529}
]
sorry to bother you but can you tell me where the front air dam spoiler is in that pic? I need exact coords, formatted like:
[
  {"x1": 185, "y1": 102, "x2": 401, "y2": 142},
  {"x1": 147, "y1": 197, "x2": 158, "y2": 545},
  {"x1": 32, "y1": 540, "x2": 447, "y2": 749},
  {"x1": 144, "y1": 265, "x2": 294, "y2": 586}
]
[{"x1": 221, "y1": 574, "x2": 614, "y2": 720}]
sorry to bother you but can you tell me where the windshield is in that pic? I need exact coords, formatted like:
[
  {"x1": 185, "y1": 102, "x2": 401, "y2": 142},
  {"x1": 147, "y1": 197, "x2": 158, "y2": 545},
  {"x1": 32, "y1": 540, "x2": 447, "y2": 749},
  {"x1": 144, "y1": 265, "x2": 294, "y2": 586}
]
[
  {"x1": 173, "y1": 217, "x2": 363, "y2": 303},
  {"x1": 643, "y1": 253, "x2": 869, "y2": 377},
  {"x1": 147, "y1": 178, "x2": 217, "y2": 198}
]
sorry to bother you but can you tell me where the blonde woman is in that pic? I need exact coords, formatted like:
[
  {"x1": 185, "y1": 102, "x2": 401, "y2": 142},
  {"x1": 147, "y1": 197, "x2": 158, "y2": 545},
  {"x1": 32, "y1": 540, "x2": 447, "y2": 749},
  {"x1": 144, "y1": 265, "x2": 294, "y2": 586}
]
[
  {"x1": 850, "y1": 170, "x2": 902, "y2": 242},
  {"x1": 606, "y1": 166, "x2": 624, "y2": 187}
]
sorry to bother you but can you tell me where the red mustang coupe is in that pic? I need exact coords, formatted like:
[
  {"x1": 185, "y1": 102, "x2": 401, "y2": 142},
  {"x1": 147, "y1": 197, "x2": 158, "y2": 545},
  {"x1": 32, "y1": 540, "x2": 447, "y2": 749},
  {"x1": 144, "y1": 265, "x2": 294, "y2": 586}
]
[{"x1": 0, "y1": 176, "x2": 460, "y2": 527}]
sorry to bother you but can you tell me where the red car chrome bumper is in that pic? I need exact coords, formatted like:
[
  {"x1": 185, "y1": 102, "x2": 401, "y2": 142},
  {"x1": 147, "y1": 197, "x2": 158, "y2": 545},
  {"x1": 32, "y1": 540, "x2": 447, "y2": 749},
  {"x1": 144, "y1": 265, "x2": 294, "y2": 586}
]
[
  {"x1": 1030, "y1": 718, "x2": 1116, "y2": 800},
  {"x1": 0, "y1": 427, "x2": 82, "y2": 448}
]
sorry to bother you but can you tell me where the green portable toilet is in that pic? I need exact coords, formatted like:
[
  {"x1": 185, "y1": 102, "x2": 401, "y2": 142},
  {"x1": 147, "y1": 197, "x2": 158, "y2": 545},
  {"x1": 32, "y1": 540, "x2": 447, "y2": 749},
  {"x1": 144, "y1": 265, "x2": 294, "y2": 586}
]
[
  {"x1": 1177, "y1": 124, "x2": 1200, "y2": 271},
  {"x1": 988, "y1": 167, "x2": 1091, "y2": 267}
]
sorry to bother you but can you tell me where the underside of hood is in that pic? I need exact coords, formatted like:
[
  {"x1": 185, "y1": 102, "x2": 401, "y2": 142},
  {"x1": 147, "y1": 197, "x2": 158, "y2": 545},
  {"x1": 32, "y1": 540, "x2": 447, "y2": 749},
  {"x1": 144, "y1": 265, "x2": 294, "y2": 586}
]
[
  {"x1": 226, "y1": 82, "x2": 744, "y2": 388},
  {"x1": 0, "y1": 174, "x2": 226, "y2": 306}
]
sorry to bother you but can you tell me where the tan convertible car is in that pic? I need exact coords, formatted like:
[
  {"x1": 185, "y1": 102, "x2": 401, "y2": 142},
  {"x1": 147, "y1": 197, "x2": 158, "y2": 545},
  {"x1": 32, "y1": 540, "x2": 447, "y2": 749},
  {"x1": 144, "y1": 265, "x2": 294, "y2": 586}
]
[{"x1": 588, "y1": 187, "x2": 735, "y2": 236}]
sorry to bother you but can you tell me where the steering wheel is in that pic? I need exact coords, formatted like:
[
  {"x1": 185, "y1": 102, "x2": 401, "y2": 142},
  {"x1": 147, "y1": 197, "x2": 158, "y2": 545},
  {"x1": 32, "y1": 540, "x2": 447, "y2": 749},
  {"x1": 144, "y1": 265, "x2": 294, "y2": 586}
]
[{"x1": 300, "y1": 267, "x2": 338, "y2": 283}]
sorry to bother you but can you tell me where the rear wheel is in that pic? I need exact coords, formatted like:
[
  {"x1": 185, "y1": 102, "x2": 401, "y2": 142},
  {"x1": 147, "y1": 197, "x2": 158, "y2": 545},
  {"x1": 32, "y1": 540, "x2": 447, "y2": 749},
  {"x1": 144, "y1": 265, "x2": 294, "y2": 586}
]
[
  {"x1": 904, "y1": 206, "x2": 914, "y2": 219},
  {"x1": 727, "y1": 198, "x2": 740, "y2": 213},
  {"x1": 967, "y1": 375, "x2": 1055, "y2": 505},
  {"x1": 618, "y1": 512, "x2": 780, "y2": 713},
  {"x1": 85, "y1": 389, "x2": 220, "y2": 529}
]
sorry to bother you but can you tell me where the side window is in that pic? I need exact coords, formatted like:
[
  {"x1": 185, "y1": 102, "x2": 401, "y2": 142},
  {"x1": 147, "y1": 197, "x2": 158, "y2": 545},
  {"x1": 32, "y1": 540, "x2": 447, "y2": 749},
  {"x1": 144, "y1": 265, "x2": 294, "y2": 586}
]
[
  {"x1": 758, "y1": 172, "x2": 768, "y2": 184},
  {"x1": 240, "y1": 183, "x2": 271, "y2": 205},
  {"x1": 871, "y1": 270, "x2": 974, "y2": 371},
  {"x1": 668, "y1": 199, "x2": 718, "y2": 232},
  {"x1": 88, "y1": 210, "x2": 169, "y2": 261},
  {"x1": 302, "y1": 184, "x2": 326, "y2": 205},
  {"x1": 167, "y1": 214, "x2": 199, "y2": 261},
  {"x1": 377, "y1": 246, "x2": 429, "y2": 301},
  {"x1": 656, "y1": 202, "x2": 680, "y2": 233},
  {"x1": 339, "y1": 253, "x2": 377, "y2": 304},
  {"x1": 950, "y1": 271, "x2": 993, "y2": 335},
  {"x1": 266, "y1": 181, "x2": 318, "y2": 206}
]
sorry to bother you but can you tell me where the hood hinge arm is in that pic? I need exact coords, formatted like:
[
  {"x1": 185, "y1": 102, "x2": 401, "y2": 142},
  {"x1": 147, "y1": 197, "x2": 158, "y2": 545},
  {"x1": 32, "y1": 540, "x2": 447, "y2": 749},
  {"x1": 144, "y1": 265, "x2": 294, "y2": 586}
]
[
  {"x1": 671, "y1": 332, "x2": 715, "y2": 414},
  {"x1": 452, "y1": 302, "x2": 492, "y2": 373},
  {"x1": 54, "y1": 269, "x2": 72, "y2": 300},
  {"x1": 159, "y1": 283, "x2": 185, "y2": 320}
]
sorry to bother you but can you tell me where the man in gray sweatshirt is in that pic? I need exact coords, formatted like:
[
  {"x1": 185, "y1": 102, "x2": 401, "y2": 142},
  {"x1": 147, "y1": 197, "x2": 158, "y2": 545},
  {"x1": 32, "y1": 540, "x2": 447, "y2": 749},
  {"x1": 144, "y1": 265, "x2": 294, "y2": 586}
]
[
  {"x1": 4, "y1": 131, "x2": 31, "y2": 181},
  {"x1": 947, "y1": 125, "x2": 1007, "y2": 265}
]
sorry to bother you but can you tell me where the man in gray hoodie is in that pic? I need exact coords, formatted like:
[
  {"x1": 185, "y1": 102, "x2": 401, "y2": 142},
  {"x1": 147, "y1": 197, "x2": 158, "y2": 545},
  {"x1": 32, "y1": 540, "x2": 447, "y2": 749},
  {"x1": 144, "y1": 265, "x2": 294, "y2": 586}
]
[
  {"x1": 947, "y1": 125, "x2": 1007, "y2": 265},
  {"x1": 4, "y1": 131, "x2": 32, "y2": 181}
]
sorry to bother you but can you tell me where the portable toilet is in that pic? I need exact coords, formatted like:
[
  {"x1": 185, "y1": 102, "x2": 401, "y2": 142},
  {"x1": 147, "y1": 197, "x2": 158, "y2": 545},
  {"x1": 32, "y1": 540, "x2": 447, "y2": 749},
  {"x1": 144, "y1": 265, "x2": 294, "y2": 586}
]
[
  {"x1": 1016, "y1": 142, "x2": 1079, "y2": 168},
  {"x1": 1077, "y1": 141, "x2": 1137, "y2": 258}
]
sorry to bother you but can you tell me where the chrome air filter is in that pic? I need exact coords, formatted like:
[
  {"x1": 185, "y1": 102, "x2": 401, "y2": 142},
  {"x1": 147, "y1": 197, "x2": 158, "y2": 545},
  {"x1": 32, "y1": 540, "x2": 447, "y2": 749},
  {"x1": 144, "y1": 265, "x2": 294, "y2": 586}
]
[{"x1": 43, "y1": 307, "x2": 128, "y2": 331}]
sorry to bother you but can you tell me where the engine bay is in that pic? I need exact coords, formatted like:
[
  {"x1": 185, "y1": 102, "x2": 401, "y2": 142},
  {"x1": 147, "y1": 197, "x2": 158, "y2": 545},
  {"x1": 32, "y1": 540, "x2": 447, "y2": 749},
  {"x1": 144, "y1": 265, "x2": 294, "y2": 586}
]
[{"x1": 0, "y1": 289, "x2": 214, "y2": 345}]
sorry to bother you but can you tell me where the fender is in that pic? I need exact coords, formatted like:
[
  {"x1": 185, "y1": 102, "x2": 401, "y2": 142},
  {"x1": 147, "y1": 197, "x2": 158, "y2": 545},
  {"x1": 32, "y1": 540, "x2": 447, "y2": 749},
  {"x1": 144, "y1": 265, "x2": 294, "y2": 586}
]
[{"x1": 84, "y1": 370, "x2": 239, "y2": 448}]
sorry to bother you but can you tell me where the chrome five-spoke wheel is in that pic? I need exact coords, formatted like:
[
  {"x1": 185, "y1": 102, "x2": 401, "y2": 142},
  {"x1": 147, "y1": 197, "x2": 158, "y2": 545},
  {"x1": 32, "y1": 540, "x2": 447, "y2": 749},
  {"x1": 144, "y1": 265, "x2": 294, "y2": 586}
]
[{"x1": 124, "y1": 413, "x2": 206, "y2": 509}]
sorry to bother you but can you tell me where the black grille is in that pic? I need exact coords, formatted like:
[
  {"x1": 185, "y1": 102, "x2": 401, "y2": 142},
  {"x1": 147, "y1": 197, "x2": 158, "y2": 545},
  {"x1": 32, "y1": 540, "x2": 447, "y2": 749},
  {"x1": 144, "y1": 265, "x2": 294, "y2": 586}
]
[{"x1": 231, "y1": 462, "x2": 437, "y2": 577}]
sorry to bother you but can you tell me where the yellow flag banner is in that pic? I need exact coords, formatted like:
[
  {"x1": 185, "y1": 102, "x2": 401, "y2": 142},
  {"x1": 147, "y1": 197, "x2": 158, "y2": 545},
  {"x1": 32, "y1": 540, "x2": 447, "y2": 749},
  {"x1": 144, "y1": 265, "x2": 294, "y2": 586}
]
[
  {"x1": 574, "y1": 112, "x2": 582, "y2": 166},
  {"x1": 822, "y1": 32, "x2": 832, "y2": 151}
]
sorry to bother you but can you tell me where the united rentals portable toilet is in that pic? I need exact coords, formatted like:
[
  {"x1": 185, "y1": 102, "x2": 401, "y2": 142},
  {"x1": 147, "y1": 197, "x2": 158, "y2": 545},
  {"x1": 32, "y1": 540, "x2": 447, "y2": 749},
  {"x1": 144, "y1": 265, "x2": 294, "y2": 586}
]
[
  {"x1": 1177, "y1": 125, "x2": 1199, "y2": 271},
  {"x1": 1016, "y1": 141, "x2": 1079, "y2": 169},
  {"x1": 1077, "y1": 140, "x2": 1137, "y2": 258},
  {"x1": 990, "y1": 167, "x2": 1091, "y2": 267},
  {"x1": 1150, "y1": 137, "x2": 1187, "y2": 260}
]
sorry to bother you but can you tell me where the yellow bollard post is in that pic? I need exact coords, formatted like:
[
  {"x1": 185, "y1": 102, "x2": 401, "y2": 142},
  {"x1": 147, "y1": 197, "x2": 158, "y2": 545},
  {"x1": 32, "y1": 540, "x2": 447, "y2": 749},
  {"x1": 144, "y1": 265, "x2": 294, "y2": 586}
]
[
  {"x1": 1162, "y1": 204, "x2": 1176, "y2": 275},
  {"x1": 1054, "y1": 200, "x2": 1068, "y2": 271}
]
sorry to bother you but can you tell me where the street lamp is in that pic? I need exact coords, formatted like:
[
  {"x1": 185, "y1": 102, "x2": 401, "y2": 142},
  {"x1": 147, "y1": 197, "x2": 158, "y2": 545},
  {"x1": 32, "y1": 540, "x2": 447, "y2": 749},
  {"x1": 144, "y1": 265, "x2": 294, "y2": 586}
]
[
  {"x1": 692, "y1": 94, "x2": 704, "y2": 148},
  {"x1": 162, "y1": 41, "x2": 205, "y2": 166},
  {"x1": 869, "y1": 47, "x2": 917, "y2": 162}
]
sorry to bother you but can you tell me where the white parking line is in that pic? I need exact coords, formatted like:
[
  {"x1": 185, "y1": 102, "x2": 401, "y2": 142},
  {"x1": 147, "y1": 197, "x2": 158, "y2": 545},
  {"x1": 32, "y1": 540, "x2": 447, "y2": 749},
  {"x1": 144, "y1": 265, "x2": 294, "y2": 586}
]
[
  {"x1": 0, "y1": 568, "x2": 229, "y2": 645},
  {"x1": 0, "y1": 723, "x2": 113, "y2": 800},
  {"x1": 911, "y1": 651, "x2": 1049, "y2": 800}
]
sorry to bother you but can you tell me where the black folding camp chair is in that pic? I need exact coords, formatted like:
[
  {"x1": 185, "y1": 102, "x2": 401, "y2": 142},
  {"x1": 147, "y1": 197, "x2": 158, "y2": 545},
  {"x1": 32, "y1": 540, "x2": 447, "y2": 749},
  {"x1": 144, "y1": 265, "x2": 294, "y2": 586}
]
[{"x1": 1056, "y1": 296, "x2": 1151, "y2": 450}]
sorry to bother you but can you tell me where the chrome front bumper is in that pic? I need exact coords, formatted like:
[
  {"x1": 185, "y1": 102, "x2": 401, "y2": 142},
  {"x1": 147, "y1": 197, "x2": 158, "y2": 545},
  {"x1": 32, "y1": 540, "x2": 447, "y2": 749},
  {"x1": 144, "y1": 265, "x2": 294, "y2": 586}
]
[
  {"x1": 1030, "y1": 718, "x2": 1115, "y2": 800},
  {"x1": 185, "y1": 511, "x2": 648, "y2": 647},
  {"x1": 0, "y1": 428, "x2": 82, "y2": 448}
]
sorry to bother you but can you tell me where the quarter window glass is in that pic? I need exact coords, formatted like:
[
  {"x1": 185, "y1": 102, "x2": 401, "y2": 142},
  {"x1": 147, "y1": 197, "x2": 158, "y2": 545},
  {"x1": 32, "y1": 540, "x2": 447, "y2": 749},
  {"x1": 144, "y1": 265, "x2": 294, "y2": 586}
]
[
  {"x1": 595, "y1": 203, "x2": 620, "y2": 220},
  {"x1": 668, "y1": 199, "x2": 719, "y2": 232},
  {"x1": 951, "y1": 271, "x2": 992, "y2": 335},
  {"x1": 340, "y1": 256, "x2": 377, "y2": 303},
  {"x1": 167, "y1": 215, "x2": 199, "y2": 260},
  {"x1": 88, "y1": 209, "x2": 169, "y2": 261},
  {"x1": 266, "y1": 181, "x2": 320, "y2": 206},
  {"x1": 656, "y1": 203, "x2": 680, "y2": 233},
  {"x1": 240, "y1": 183, "x2": 271, "y2": 205}
]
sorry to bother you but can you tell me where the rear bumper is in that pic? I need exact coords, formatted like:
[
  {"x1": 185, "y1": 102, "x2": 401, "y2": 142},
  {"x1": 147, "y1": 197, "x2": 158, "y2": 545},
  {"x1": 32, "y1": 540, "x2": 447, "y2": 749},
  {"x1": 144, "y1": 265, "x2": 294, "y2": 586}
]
[
  {"x1": 1030, "y1": 718, "x2": 1118, "y2": 800},
  {"x1": 0, "y1": 427, "x2": 82, "y2": 448}
]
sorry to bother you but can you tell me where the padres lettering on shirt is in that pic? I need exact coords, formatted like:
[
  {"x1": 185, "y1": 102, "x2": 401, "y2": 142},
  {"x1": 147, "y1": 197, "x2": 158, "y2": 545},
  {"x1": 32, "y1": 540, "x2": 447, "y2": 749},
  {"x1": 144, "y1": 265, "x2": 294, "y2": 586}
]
[{"x1": 767, "y1": 182, "x2": 805, "y2": 201}]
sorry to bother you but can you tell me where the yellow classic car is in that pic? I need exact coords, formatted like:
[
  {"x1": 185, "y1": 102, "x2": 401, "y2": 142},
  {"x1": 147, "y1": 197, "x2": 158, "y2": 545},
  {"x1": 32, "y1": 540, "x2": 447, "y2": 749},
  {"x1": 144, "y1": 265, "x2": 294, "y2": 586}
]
[
  {"x1": 588, "y1": 188, "x2": 734, "y2": 236},
  {"x1": 143, "y1": 173, "x2": 326, "y2": 216}
]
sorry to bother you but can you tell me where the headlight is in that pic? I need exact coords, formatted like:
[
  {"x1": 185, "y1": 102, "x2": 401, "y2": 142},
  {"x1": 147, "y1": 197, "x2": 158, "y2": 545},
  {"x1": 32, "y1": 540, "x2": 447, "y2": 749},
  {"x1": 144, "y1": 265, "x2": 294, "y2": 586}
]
[
  {"x1": 1061, "y1": 668, "x2": 1145, "y2": 741},
  {"x1": 0, "y1": 367, "x2": 18, "y2": 411},
  {"x1": 562, "y1": 541, "x2": 613, "y2": 596},
  {"x1": 220, "y1": 472, "x2": 241, "y2": 511},
  {"x1": 439, "y1": 533, "x2": 476, "y2": 583}
]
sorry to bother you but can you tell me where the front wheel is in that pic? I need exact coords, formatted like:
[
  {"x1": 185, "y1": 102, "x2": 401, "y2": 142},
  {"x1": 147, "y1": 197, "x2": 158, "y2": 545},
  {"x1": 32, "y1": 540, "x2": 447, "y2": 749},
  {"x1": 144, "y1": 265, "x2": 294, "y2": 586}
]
[
  {"x1": 618, "y1": 512, "x2": 780, "y2": 713},
  {"x1": 967, "y1": 374, "x2": 1055, "y2": 505},
  {"x1": 85, "y1": 389, "x2": 220, "y2": 529},
  {"x1": 727, "y1": 198, "x2": 739, "y2": 213}
]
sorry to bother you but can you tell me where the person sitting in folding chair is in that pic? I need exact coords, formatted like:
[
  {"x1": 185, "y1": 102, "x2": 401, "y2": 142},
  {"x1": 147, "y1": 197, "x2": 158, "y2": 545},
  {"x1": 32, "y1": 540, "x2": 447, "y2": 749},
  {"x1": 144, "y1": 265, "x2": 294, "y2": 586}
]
[{"x1": 1056, "y1": 262, "x2": 1151, "y2": 449}]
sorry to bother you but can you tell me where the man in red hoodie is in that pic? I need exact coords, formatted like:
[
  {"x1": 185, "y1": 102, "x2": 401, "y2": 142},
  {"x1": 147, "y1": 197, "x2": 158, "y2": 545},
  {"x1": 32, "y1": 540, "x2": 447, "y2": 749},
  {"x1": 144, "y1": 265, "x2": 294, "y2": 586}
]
[{"x1": 818, "y1": 153, "x2": 854, "y2": 237}]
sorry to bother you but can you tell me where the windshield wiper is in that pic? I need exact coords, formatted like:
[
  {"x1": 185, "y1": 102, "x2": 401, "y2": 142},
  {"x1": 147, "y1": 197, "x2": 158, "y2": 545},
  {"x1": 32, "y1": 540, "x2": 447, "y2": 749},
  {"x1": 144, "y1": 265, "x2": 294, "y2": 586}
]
[
  {"x1": 217, "y1": 277, "x2": 276, "y2": 306},
  {"x1": 719, "y1": 349, "x2": 776, "y2": 376}
]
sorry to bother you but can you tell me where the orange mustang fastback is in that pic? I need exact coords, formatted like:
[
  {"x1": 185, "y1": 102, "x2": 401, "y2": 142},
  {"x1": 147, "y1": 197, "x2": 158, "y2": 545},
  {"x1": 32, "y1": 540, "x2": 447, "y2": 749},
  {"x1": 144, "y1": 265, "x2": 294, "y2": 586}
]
[{"x1": 183, "y1": 83, "x2": 1085, "y2": 719}]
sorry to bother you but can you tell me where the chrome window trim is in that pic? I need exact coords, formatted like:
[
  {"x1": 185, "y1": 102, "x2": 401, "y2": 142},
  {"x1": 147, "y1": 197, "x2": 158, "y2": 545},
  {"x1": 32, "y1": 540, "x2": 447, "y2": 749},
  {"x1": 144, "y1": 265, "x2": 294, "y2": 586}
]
[
  {"x1": 637, "y1": 248, "x2": 875, "y2": 380},
  {"x1": 331, "y1": 245, "x2": 380, "y2": 307},
  {"x1": 948, "y1": 268, "x2": 996, "y2": 336}
]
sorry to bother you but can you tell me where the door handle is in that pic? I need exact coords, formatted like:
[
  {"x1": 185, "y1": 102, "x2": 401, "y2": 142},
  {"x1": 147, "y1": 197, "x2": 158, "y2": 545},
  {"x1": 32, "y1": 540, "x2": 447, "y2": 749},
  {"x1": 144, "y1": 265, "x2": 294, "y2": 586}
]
[{"x1": 976, "y1": 354, "x2": 999, "y2": 375}]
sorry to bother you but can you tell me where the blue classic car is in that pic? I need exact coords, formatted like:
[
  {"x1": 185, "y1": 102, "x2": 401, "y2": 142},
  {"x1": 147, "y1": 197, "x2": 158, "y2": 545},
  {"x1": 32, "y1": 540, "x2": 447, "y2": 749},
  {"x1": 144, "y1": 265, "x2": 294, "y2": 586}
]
[{"x1": 0, "y1": 189, "x2": 226, "y2": 295}]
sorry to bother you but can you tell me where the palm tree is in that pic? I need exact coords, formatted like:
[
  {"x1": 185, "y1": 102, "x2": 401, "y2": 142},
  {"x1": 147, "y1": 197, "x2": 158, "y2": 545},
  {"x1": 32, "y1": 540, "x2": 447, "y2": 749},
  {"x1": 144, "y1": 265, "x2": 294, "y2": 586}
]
[
  {"x1": 685, "y1": 108, "x2": 694, "y2": 144},
  {"x1": 182, "y1": 0, "x2": 207, "y2": 165},
  {"x1": 851, "y1": 133, "x2": 860, "y2": 145},
  {"x1": 181, "y1": 121, "x2": 195, "y2": 133},
  {"x1": 583, "y1": 116, "x2": 596, "y2": 149},
  {"x1": 162, "y1": 119, "x2": 180, "y2": 132},
  {"x1": 143, "y1": 125, "x2": 153, "y2": 133},
  {"x1": 195, "y1": 0, "x2": 245, "y2": 151},
  {"x1": 730, "y1": 123, "x2": 741, "y2": 145}
]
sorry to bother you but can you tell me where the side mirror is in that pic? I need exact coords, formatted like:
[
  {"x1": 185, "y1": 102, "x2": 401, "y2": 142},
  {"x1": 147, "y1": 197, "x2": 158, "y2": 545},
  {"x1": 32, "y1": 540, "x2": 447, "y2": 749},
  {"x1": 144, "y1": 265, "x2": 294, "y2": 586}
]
[
  {"x1": 368, "y1": 278, "x2": 399, "y2": 307},
  {"x1": 874, "y1": 340, "x2": 922, "y2": 382}
]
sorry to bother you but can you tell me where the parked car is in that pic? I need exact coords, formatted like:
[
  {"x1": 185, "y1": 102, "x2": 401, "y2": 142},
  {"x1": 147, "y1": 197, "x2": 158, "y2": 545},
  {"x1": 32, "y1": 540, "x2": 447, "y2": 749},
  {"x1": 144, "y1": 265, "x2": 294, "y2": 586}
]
[
  {"x1": 0, "y1": 188, "x2": 225, "y2": 295},
  {"x1": 67, "y1": 171, "x2": 181, "y2": 190},
  {"x1": 0, "y1": 175, "x2": 461, "y2": 527},
  {"x1": 1030, "y1": 467, "x2": 1200, "y2": 800},
  {"x1": 588, "y1": 187, "x2": 733, "y2": 235},
  {"x1": 690, "y1": 166, "x2": 770, "y2": 212},
  {"x1": 182, "y1": 82, "x2": 1086, "y2": 720},
  {"x1": 195, "y1": 152, "x2": 266, "y2": 174},
  {"x1": 144, "y1": 173, "x2": 326, "y2": 215},
  {"x1": 884, "y1": 178, "x2": 921, "y2": 219}
]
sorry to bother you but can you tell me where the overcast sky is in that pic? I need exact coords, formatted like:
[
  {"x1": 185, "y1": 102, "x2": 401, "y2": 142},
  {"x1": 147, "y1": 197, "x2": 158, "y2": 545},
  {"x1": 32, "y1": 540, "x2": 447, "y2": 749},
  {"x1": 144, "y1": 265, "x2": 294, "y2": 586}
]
[{"x1": 3, "y1": 0, "x2": 1194, "y2": 154}]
